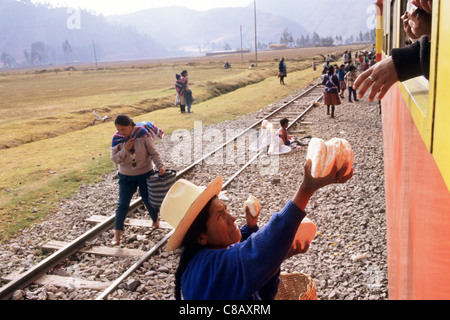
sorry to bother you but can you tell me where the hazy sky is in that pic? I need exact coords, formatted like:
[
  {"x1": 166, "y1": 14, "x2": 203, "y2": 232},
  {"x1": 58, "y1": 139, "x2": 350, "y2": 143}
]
[{"x1": 30, "y1": 0, "x2": 255, "y2": 15}]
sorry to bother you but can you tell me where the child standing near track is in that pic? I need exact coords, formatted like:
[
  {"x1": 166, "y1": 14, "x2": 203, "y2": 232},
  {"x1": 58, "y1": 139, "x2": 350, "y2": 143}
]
[
  {"x1": 345, "y1": 65, "x2": 359, "y2": 102},
  {"x1": 322, "y1": 66, "x2": 341, "y2": 118}
]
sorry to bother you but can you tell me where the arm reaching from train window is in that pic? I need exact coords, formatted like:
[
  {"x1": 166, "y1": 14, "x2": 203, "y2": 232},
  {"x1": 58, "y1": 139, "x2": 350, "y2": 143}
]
[
  {"x1": 401, "y1": 7, "x2": 432, "y2": 40},
  {"x1": 353, "y1": 57, "x2": 398, "y2": 102},
  {"x1": 412, "y1": 0, "x2": 433, "y2": 14},
  {"x1": 391, "y1": 35, "x2": 430, "y2": 81},
  {"x1": 354, "y1": 35, "x2": 430, "y2": 102}
]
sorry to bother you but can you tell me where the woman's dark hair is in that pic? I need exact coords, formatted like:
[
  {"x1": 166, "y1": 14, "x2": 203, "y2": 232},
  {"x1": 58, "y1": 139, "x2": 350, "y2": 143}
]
[
  {"x1": 280, "y1": 118, "x2": 289, "y2": 127},
  {"x1": 181, "y1": 70, "x2": 188, "y2": 77},
  {"x1": 327, "y1": 66, "x2": 335, "y2": 76},
  {"x1": 114, "y1": 114, "x2": 135, "y2": 127},
  {"x1": 174, "y1": 195, "x2": 217, "y2": 300}
]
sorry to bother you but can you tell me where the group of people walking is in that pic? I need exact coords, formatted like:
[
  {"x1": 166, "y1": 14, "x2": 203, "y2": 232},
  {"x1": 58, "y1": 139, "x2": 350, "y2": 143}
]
[
  {"x1": 321, "y1": 55, "x2": 360, "y2": 118},
  {"x1": 277, "y1": 53, "x2": 363, "y2": 119}
]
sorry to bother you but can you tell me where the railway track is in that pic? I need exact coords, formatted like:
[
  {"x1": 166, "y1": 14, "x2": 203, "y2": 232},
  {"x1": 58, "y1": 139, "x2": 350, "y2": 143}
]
[{"x1": 0, "y1": 83, "x2": 324, "y2": 300}]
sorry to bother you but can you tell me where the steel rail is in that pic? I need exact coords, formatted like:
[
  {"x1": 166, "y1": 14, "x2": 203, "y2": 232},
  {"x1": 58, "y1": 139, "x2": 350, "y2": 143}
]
[
  {"x1": 223, "y1": 93, "x2": 323, "y2": 190},
  {"x1": 96, "y1": 229, "x2": 174, "y2": 300},
  {"x1": 176, "y1": 82, "x2": 321, "y2": 177},
  {"x1": 96, "y1": 91, "x2": 324, "y2": 300},
  {"x1": 0, "y1": 83, "x2": 323, "y2": 300},
  {"x1": 0, "y1": 199, "x2": 141, "y2": 300}
]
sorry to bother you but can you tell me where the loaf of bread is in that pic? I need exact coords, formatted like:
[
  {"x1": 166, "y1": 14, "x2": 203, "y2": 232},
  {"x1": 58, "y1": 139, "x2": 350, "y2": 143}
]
[
  {"x1": 341, "y1": 139, "x2": 354, "y2": 176},
  {"x1": 306, "y1": 138, "x2": 327, "y2": 178},
  {"x1": 293, "y1": 217, "x2": 317, "y2": 250},
  {"x1": 328, "y1": 138, "x2": 347, "y2": 171},
  {"x1": 322, "y1": 140, "x2": 337, "y2": 177},
  {"x1": 244, "y1": 194, "x2": 261, "y2": 217},
  {"x1": 306, "y1": 137, "x2": 353, "y2": 178}
]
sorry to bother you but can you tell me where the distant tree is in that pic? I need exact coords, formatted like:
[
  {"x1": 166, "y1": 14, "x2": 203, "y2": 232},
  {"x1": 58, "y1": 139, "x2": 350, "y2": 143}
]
[
  {"x1": 288, "y1": 34, "x2": 294, "y2": 47},
  {"x1": 346, "y1": 35, "x2": 355, "y2": 44},
  {"x1": 24, "y1": 50, "x2": 31, "y2": 65},
  {"x1": 62, "y1": 40, "x2": 72, "y2": 63},
  {"x1": 224, "y1": 43, "x2": 231, "y2": 51},
  {"x1": 257, "y1": 41, "x2": 268, "y2": 50},
  {"x1": 30, "y1": 41, "x2": 46, "y2": 65},
  {"x1": 370, "y1": 29, "x2": 376, "y2": 42},
  {"x1": 280, "y1": 28, "x2": 293, "y2": 46},
  {"x1": 312, "y1": 32, "x2": 321, "y2": 45},
  {"x1": 1, "y1": 52, "x2": 16, "y2": 68},
  {"x1": 320, "y1": 36, "x2": 334, "y2": 47},
  {"x1": 299, "y1": 35, "x2": 306, "y2": 47}
]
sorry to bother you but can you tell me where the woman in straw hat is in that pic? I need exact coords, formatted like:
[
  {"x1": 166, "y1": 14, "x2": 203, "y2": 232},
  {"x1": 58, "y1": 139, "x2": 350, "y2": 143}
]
[{"x1": 160, "y1": 160, "x2": 353, "y2": 300}]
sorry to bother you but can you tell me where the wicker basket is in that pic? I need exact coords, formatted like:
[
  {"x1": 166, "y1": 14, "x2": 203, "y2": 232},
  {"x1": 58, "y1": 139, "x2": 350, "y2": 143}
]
[{"x1": 275, "y1": 272, "x2": 317, "y2": 300}]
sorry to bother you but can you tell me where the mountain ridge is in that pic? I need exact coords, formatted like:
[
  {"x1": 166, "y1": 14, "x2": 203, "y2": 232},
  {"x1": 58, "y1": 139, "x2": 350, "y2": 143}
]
[{"x1": 0, "y1": 0, "x2": 375, "y2": 66}]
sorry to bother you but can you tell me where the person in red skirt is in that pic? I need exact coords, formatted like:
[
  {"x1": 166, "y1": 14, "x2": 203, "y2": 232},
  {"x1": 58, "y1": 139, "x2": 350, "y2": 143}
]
[{"x1": 322, "y1": 66, "x2": 341, "y2": 118}]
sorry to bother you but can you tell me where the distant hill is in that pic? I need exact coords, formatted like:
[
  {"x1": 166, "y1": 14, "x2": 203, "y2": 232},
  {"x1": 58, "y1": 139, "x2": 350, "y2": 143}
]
[
  {"x1": 108, "y1": 6, "x2": 310, "y2": 54},
  {"x1": 0, "y1": 0, "x2": 375, "y2": 67},
  {"x1": 109, "y1": 1, "x2": 375, "y2": 55},
  {"x1": 253, "y1": 0, "x2": 376, "y2": 39},
  {"x1": 0, "y1": 0, "x2": 167, "y2": 66}
]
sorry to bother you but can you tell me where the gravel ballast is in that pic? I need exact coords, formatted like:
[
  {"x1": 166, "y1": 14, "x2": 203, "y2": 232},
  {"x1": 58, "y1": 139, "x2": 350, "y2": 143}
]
[{"x1": 0, "y1": 85, "x2": 387, "y2": 300}]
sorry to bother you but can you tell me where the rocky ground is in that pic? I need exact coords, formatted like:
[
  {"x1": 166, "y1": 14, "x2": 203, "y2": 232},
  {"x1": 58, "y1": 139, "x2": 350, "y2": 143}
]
[{"x1": 0, "y1": 85, "x2": 387, "y2": 300}]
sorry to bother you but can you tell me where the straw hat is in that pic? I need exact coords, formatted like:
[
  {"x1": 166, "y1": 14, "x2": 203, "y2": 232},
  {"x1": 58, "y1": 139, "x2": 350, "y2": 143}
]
[{"x1": 160, "y1": 176, "x2": 223, "y2": 251}]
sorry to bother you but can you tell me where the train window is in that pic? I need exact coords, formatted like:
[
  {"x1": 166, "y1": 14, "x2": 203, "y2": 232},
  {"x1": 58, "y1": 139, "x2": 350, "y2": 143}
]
[
  {"x1": 389, "y1": 0, "x2": 396, "y2": 52},
  {"x1": 399, "y1": 0, "x2": 409, "y2": 47},
  {"x1": 388, "y1": 0, "x2": 433, "y2": 150}
]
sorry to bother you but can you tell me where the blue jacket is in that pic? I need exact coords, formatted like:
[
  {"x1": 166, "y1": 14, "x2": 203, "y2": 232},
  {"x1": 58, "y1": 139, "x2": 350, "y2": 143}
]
[
  {"x1": 336, "y1": 69, "x2": 346, "y2": 81},
  {"x1": 181, "y1": 200, "x2": 306, "y2": 300},
  {"x1": 279, "y1": 61, "x2": 287, "y2": 75}
]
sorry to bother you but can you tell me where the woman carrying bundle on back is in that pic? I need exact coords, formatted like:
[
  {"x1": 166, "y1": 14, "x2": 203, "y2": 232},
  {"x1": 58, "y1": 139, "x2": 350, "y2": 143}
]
[
  {"x1": 110, "y1": 114, "x2": 166, "y2": 246},
  {"x1": 175, "y1": 70, "x2": 194, "y2": 113}
]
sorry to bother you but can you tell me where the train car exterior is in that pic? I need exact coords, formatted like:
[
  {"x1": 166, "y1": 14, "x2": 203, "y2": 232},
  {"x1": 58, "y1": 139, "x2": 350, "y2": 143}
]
[{"x1": 376, "y1": 0, "x2": 450, "y2": 299}]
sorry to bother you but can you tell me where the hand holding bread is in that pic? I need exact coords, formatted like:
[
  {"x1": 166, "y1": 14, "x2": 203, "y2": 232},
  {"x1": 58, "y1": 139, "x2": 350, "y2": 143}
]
[
  {"x1": 244, "y1": 194, "x2": 261, "y2": 228},
  {"x1": 244, "y1": 194, "x2": 261, "y2": 218},
  {"x1": 306, "y1": 137, "x2": 354, "y2": 178},
  {"x1": 298, "y1": 137, "x2": 354, "y2": 199}
]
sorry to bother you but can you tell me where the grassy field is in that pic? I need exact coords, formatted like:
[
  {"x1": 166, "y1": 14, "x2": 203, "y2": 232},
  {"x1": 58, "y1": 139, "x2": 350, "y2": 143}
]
[{"x1": 0, "y1": 44, "x2": 368, "y2": 242}]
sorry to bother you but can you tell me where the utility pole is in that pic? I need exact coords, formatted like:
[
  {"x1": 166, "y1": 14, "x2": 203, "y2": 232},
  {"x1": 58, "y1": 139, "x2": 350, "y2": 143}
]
[
  {"x1": 240, "y1": 25, "x2": 244, "y2": 64},
  {"x1": 254, "y1": 0, "x2": 258, "y2": 67},
  {"x1": 92, "y1": 40, "x2": 98, "y2": 70}
]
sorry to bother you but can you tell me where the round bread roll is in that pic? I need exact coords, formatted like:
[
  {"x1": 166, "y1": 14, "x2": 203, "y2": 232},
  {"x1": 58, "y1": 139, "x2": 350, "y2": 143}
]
[
  {"x1": 306, "y1": 137, "x2": 354, "y2": 178},
  {"x1": 321, "y1": 140, "x2": 337, "y2": 177},
  {"x1": 328, "y1": 138, "x2": 348, "y2": 172},
  {"x1": 244, "y1": 194, "x2": 261, "y2": 217},
  {"x1": 306, "y1": 138, "x2": 327, "y2": 178},
  {"x1": 341, "y1": 139, "x2": 354, "y2": 176},
  {"x1": 293, "y1": 216, "x2": 317, "y2": 250}
]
